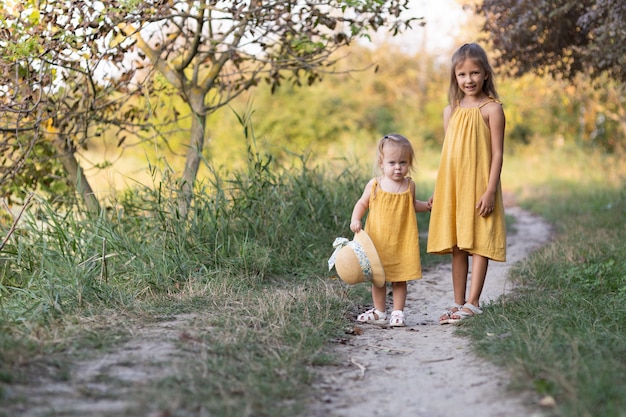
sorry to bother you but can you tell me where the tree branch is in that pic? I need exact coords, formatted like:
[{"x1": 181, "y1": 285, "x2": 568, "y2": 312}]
[{"x1": 0, "y1": 192, "x2": 34, "y2": 253}]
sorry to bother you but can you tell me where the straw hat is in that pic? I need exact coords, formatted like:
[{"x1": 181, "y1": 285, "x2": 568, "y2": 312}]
[{"x1": 328, "y1": 230, "x2": 385, "y2": 288}]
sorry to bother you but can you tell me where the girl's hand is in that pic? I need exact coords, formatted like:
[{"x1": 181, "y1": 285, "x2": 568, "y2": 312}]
[
  {"x1": 477, "y1": 191, "x2": 496, "y2": 217},
  {"x1": 350, "y1": 220, "x2": 362, "y2": 233}
]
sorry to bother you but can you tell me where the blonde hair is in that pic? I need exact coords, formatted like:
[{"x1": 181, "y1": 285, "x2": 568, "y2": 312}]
[
  {"x1": 448, "y1": 43, "x2": 499, "y2": 106},
  {"x1": 375, "y1": 133, "x2": 415, "y2": 173}
]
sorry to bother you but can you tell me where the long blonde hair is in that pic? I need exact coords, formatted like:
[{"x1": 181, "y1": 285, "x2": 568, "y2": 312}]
[{"x1": 448, "y1": 43, "x2": 499, "y2": 105}]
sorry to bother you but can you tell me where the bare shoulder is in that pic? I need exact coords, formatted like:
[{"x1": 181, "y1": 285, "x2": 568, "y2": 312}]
[
  {"x1": 483, "y1": 100, "x2": 504, "y2": 114},
  {"x1": 481, "y1": 100, "x2": 505, "y2": 123},
  {"x1": 362, "y1": 177, "x2": 377, "y2": 194},
  {"x1": 366, "y1": 177, "x2": 377, "y2": 188}
]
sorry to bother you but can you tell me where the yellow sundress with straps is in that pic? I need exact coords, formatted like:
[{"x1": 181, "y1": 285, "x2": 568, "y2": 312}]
[
  {"x1": 427, "y1": 98, "x2": 506, "y2": 262},
  {"x1": 365, "y1": 178, "x2": 422, "y2": 282}
]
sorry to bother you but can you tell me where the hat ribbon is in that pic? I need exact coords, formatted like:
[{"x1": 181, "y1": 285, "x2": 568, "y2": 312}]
[
  {"x1": 327, "y1": 237, "x2": 374, "y2": 283},
  {"x1": 328, "y1": 237, "x2": 349, "y2": 270}
]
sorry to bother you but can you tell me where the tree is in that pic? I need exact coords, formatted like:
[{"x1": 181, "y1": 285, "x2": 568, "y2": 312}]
[
  {"x1": 0, "y1": 19, "x2": 100, "y2": 212},
  {"x1": 1, "y1": 1, "x2": 158, "y2": 213},
  {"x1": 1, "y1": 0, "x2": 418, "y2": 216},
  {"x1": 115, "y1": 0, "x2": 417, "y2": 215},
  {"x1": 478, "y1": 0, "x2": 626, "y2": 82},
  {"x1": 478, "y1": 0, "x2": 626, "y2": 151}
]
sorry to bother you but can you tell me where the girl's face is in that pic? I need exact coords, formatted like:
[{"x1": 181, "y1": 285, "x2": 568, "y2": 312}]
[
  {"x1": 380, "y1": 143, "x2": 410, "y2": 182},
  {"x1": 454, "y1": 58, "x2": 488, "y2": 99}
]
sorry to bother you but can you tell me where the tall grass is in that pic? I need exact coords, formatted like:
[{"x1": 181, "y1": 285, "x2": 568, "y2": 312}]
[
  {"x1": 0, "y1": 140, "x2": 360, "y2": 318},
  {"x1": 460, "y1": 182, "x2": 626, "y2": 417},
  {"x1": 0, "y1": 118, "x2": 437, "y2": 414}
]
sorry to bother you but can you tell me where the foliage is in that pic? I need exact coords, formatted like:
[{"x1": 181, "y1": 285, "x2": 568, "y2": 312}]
[
  {"x1": 0, "y1": 134, "x2": 71, "y2": 208},
  {"x1": 0, "y1": 0, "x2": 165, "y2": 212},
  {"x1": 204, "y1": 44, "x2": 449, "y2": 171},
  {"x1": 1, "y1": 0, "x2": 420, "y2": 215},
  {"x1": 0, "y1": 127, "x2": 364, "y2": 326},
  {"x1": 203, "y1": 45, "x2": 626, "y2": 173},
  {"x1": 478, "y1": 0, "x2": 626, "y2": 83},
  {"x1": 0, "y1": 104, "x2": 440, "y2": 414},
  {"x1": 117, "y1": 0, "x2": 420, "y2": 213},
  {"x1": 476, "y1": 0, "x2": 626, "y2": 153}
]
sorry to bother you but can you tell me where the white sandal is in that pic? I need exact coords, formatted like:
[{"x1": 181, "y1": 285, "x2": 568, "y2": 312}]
[
  {"x1": 448, "y1": 303, "x2": 483, "y2": 324},
  {"x1": 389, "y1": 310, "x2": 406, "y2": 327},
  {"x1": 357, "y1": 308, "x2": 387, "y2": 324},
  {"x1": 439, "y1": 302, "x2": 465, "y2": 325}
]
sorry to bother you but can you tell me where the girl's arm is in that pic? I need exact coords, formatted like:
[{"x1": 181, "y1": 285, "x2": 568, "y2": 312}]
[
  {"x1": 350, "y1": 179, "x2": 374, "y2": 233},
  {"x1": 429, "y1": 105, "x2": 453, "y2": 210},
  {"x1": 410, "y1": 179, "x2": 431, "y2": 212},
  {"x1": 443, "y1": 104, "x2": 453, "y2": 133},
  {"x1": 415, "y1": 199, "x2": 431, "y2": 213},
  {"x1": 477, "y1": 102, "x2": 505, "y2": 217}
]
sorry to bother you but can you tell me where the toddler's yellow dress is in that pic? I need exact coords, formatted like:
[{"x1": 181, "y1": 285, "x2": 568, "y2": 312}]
[
  {"x1": 427, "y1": 98, "x2": 506, "y2": 262},
  {"x1": 365, "y1": 179, "x2": 422, "y2": 282}
]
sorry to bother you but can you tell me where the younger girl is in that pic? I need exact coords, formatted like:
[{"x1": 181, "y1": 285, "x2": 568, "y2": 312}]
[
  {"x1": 427, "y1": 43, "x2": 507, "y2": 324},
  {"x1": 350, "y1": 133, "x2": 430, "y2": 327}
]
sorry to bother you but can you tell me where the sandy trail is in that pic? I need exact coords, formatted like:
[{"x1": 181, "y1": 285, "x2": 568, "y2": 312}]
[{"x1": 308, "y1": 206, "x2": 552, "y2": 417}]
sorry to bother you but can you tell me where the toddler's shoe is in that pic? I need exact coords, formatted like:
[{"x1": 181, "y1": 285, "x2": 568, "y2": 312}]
[
  {"x1": 389, "y1": 310, "x2": 406, "y2": 327},
  {"x1": 357, "y1": 308, "x2": 387, "y2": 324}
]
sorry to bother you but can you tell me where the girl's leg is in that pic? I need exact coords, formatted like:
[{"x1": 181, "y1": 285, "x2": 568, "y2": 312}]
[
  {"x1": 449, "y1": 254, "x2": 488, "y2": 320},
  {"x1": 389, "y1": 281, "x2": 407, "y2": 326},
  {"x1": 391, "y1": 281, "x2": 407, "y2": 311},
  {"x1": 451, "y1": 246, "x2": 469, "y2": 306},
  {"x1": 439, "y1": 248, "x2": 469, "y2": 323},
  {"x1": 467, "y1": 254, "x2": 489, "y2": 307},
  {"x1": 372, "y1": 283, "x2": 387, "y2": 313},
  {"x1": 357, "y1": 284, "x2": 388, "y2": 322}
]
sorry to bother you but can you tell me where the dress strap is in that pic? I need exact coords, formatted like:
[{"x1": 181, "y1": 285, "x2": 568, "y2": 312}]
[
  {"x1": 408, "y1": 177, "x2": 415, "y2": 197},
  {"x1": 478, "y1": 97, "x2": 501, "y2": 109},
  {"x1": 371, "y1": 178, "x2": 379, "y2": 200}
]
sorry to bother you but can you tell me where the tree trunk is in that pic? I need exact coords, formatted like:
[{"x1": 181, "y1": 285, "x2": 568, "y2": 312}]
[
  {"x1": 47, "y1": 126, "x2": 100, "y2": 214},
  {"x1": 178, "y1": 103, "x2": 207, "y2": 217}
]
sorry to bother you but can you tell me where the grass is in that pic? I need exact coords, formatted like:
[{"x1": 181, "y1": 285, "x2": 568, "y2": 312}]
[
  {"x1": 0, "y1": 131, "x2": 433, "y2": 416},
  {"x1": 458, "y1": 181, "x2": 626, "y2": 417},
  {"x1": 141, "y1": 281, "x2": 351, "y2": 417},
  {"x1": 1, "y1": 123, "x2": 625, "y2": 416}
]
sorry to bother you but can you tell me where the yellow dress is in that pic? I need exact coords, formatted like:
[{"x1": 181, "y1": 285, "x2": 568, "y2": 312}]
[
  {"x1": 427, "y1": 99, "x2": 506, "y2": 262},
  {"x1": 365, "y1": 179, "x2": 422, "y2": 282}
]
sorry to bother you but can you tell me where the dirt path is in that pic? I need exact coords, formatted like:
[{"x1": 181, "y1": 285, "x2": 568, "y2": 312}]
[
  {"x1": 307, "y1": 206, "x2": 552, "y2": 417},
  {"x1": 5, "y1": 314, "x2": 198, "y2": 417}
]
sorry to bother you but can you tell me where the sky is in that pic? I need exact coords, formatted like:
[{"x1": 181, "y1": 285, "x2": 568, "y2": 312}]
[{"x1": 370, "y1": 0, "x2": 472, "y2": 57}]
